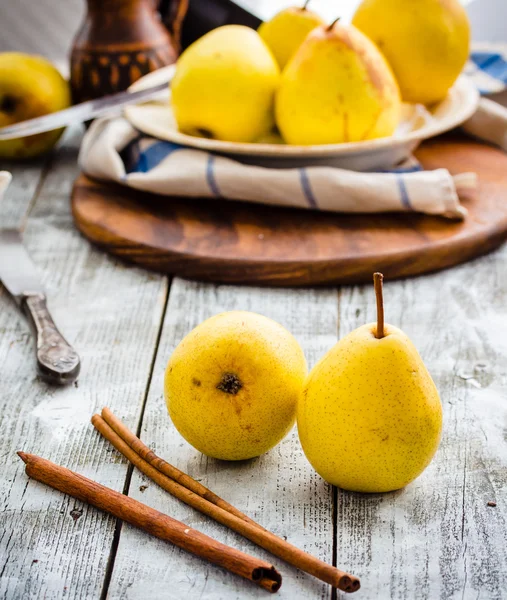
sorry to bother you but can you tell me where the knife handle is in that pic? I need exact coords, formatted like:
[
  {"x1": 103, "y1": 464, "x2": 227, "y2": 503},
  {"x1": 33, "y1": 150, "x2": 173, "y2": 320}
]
[{"x1": 21, "y1": 293, "x2": 81, "y2": 385}]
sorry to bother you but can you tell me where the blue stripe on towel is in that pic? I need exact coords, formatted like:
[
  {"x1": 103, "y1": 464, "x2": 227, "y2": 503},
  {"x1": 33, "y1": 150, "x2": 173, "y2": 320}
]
[
  {"x1": 380, "y1": 165, "x2": 423, "y2": 174},
  {"x1": 472, "y1": 52, "x2": 501, "y2": 70},
  {"x1": 130, "y1": 141, "x2": 185, "y2": 173},
  {"x1": 120, "y1": 134, "x2": 142, "y2": 174},
  {"x1": 299, "y1": 168, "x2": 318, "y2": 209},
  {"x1": 380, "y1": 156, "x2": 423, "y2": 175},
  {"x1": 386, "y1": 164, "x2": 423, "y2": 174},
  {"x1": 482, "y1": 55, "x2": 507, "y2": 82},
  {"x1": 395, "y1": 174, "x2": 413, "y2": 211},
  {"x1": 206, "y1": 155, "x2": 222, "y2": 198},
  {"x1": 470, "y1": 51, "x2": 507, "y2": 86}
]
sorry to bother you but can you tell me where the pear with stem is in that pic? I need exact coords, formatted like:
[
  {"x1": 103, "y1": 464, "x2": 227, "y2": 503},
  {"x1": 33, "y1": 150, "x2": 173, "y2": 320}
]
[
  {"x1": 258, "y1": 1, "x2": 325, "y2": 70},
  {"x1": 298, "y1": 273, "x2": 443, "y2": 493},
  {"x1": 275, "y1": 19, "x2": 401, "y2": 145}
]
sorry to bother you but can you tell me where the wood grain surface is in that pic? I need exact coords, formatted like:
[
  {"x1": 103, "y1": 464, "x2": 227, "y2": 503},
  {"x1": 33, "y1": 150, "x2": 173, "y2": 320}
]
[
  {"x1": 19, "y1": 453, "x2": 282, "y2": 593},
  {"x1": 72, "y1": 135, "x2": 507, "y2": 286},
  {"x1": 0, "y1": 130, "x2": 169, "y2": 599},
  {"x1": 107, "y1": 282, "x2": 338, "y2": 600},
  {"x1": 1, "y1": 129, "x2": 506, "y2": 600}
]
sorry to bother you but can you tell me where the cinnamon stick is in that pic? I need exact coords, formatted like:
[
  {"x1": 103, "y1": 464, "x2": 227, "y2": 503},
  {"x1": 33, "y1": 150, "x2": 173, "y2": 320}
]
[
  {"x1": 17, "y1": 452, "x2": 282, "y2": 593},
  {"x1": 101, "y1": 407, "x2": 261, "y2": 529},
  {"x1": 92, "y1": 411, "x2": 361, "y2": 593}
]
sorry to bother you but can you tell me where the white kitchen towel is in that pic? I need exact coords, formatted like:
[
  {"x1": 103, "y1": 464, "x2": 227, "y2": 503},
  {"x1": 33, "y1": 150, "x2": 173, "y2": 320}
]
[
  {"x1": 80, "y1": 43, "x2": 507, "y2": 221},
  {"x1": 462, "y1": 97, "x2": 507, "y2": 151},
  {"x1": 79, "y1": 116, "x2": 473, "y2": 220},
  {"x1": 461, "y1": 45, "x2": 507, "y2": 150}
]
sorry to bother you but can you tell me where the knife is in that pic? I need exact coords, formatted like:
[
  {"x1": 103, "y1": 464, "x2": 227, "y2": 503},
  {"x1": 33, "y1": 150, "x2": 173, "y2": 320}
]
[
  {"x1": 0, "y1": 65, "x2": 174, "y2": 140},
  {"x1": 0, "y1": 172, "x2": 80, "y2": 385}
]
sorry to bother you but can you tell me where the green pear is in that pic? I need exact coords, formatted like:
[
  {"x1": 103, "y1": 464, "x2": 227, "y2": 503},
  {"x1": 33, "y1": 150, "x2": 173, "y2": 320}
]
[
  {"x1": 298, "y1": 274, "x2": 442, "y2": 493},
  {"x1": 171, "y1": 25, "x2": 280, "y2": 143},
  {"x1": 258, "y1": 1, "x2": 325, "y2": 70},
  {"x1": 275, "y1": 20, "x2": 401, "y2": 145}
]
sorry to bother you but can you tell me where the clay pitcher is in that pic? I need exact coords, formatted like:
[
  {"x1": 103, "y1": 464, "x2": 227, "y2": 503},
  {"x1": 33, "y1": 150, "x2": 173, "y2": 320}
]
[{"x1": 70, "y1": 0, "x2": 188, "y2": 103}]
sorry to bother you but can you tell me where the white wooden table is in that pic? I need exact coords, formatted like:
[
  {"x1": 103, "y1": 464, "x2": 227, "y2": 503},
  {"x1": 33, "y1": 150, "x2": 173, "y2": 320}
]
[{"x1": 0, "y1": 126, "x2": 506, "y2": 599}]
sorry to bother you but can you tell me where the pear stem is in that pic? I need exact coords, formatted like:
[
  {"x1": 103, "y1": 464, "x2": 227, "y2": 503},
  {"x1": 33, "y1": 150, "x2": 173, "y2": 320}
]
[
  {"x1": 302, "y1": 0, "x2": 311, "y2": 9},
  {"x1": 373, "y1": 272, "x2": 385, "y2": 339},
  {"x1": 327, "y1": 17, "x2": 341, "y2": 31}
]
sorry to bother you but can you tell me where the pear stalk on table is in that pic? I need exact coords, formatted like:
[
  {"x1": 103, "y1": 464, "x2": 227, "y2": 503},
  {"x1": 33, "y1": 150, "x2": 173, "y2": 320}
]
[{"x1": 298, "y1": 273, "x2": 443, "y2": 493}]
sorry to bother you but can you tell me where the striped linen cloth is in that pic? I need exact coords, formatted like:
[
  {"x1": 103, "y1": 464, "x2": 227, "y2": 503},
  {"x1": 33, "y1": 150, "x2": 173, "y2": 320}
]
[
  {"x1": 79, "y1": 46, "x2": 507, "y2": 221},
  {"x1": 462, "y1": 45, "x2": 507, "y2": 150},
  {"x1": 466, "y1": 44, "x2": 507, "y2": 95}
]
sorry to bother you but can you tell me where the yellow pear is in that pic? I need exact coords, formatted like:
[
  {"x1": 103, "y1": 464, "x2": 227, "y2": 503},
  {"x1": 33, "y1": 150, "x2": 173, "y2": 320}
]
[
  {"x1": 258, "y1": 1, "x2": 325, "y2": 70},
  {"x1": 0, "y1": 53, "x2": 70, "y2": 159},
  {"x1": 352, "y1": 0, "x2": 470, "y2": 105},
  {"x1": 164, "y1": 311, "x2": 307, "y2": 461},
  {"x1": 254, "y1": 129, "x2": 285, "y2": 144},
  {"x1": 171, "y1": 25, "x2": 280, "y2": 143},
  {"x1": 298, "y1": 274, "x2": 442, "y2": 493},
  {"x1": 275, "y1": 20, "x2": 401, "y2": 145}
]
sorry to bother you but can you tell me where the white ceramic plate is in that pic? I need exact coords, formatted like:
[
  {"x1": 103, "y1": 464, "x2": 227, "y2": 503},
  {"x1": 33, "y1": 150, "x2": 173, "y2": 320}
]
[{"x1": 125, "y1": 66, "x2": 479, "y2": 170}]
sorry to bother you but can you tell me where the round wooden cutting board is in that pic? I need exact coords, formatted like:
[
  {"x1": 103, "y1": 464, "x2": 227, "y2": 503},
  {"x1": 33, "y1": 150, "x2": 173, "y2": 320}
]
[{"x1": 71, "y1": 135, "x2": 507, "y2": 286}]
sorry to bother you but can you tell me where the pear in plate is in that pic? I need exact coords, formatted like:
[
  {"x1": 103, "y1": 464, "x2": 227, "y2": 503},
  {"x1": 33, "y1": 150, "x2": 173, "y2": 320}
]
[
  {"x1": 171, "y1": 25, "x2": 280, "y2": 143},
  {"x1": 353, "y1": 0, "x2": 470, "y2": 105},
  {"x1": 258, "y1": 1, "x2": 325, "y2": 70},
  {"x1": 275, "y1": 20, "x2": 401, "y2": 145}
]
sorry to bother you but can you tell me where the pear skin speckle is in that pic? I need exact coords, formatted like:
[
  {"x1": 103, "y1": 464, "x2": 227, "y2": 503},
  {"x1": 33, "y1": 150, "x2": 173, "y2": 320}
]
[
  {"x1": 298, "y1": 323, "x2": 443, "y2": 493},
  {"x1": 165, "y1": 311, "x2": 307, "y2": 461}
]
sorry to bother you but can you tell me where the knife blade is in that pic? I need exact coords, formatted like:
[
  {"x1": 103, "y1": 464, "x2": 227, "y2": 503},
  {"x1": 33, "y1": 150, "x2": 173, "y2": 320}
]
[
  {"x1": 0, "y1": 229, "x2": 45, "y2": 300},
  {"x1": 0, "y1": 66, "x2": 174, "y2": 140},
  {"x1": 0, "y1": 174, "x2": 80, "y2": 385}
]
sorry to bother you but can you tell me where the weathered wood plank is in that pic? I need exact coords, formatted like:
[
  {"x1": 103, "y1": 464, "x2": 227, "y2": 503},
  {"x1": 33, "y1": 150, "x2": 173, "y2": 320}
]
[
  {"x1": 1, "y1": 147, "x2": 506, "y2": 600},
  {"x1": 334, "y1": 260, "x2": 507, "y2": 599},
  {"x1": 0, "y1": 131, "x2": 168, "y2": 599},
  {"x1": 107, "y1": 279, "x2": 339, "y2": 599}
]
